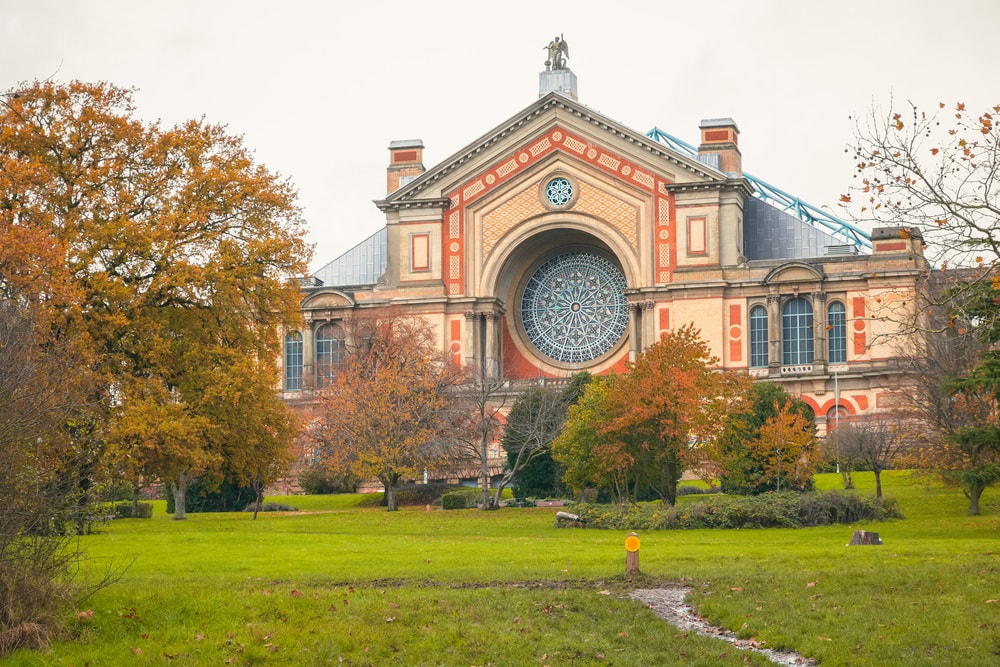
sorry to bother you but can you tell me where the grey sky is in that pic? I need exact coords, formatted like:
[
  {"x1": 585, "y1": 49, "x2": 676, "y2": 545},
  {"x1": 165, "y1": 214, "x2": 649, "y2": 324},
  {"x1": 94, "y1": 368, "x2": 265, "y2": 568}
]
[{"x1": 3, "y1": 0, "x2": 995, "y2": 271}]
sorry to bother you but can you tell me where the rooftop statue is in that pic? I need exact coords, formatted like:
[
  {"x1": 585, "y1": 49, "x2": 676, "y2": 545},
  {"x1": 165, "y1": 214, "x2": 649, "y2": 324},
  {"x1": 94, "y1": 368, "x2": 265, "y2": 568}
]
[{"x1": 544, "y1": 35, "x2": 569, "y2": 71}]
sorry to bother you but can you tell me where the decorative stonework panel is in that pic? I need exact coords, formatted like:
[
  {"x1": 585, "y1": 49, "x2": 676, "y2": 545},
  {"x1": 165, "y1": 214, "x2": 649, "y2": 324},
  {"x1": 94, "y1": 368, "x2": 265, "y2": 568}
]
[
  {"x1": 655, "y1": 191, "x2": 675, "y2": 284},
  {"x1": 575, "y1": 182, "x2": 637, "y2": 250},
  {"x1": 482, "y1": 185, "x2": 546, "y2": 259}
]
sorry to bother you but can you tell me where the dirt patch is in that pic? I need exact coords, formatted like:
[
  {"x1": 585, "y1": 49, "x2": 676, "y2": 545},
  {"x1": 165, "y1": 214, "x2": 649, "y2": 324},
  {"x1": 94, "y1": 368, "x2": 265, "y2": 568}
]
[{"x1": 630, "y1": 588, "x2": 816, "y2": 666}]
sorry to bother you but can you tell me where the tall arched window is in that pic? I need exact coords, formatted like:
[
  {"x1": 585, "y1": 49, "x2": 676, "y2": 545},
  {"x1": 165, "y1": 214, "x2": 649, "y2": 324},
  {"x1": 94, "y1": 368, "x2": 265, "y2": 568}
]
[
  {"x1": 749, "y1": 305, "x2": 768, "y2": 368},
  {"x1": 781, "y1": 297, "x2": 814, "y2": 365},
  {"x1": 284, "y1": 331, "x2": 303, "y2": 391},
  {"x1": 316, "y1": 323, "x2": 346, "y2": 387},
  {"x1": 827, "y1": 301, "x2": 847, "y2": 364}
]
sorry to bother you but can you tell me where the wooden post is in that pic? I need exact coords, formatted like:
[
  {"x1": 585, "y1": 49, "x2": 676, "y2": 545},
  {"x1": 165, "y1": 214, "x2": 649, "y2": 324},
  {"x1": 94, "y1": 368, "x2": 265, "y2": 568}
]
[{"x1": 625, "y1": 532, "x2": 640, "y2": 579}]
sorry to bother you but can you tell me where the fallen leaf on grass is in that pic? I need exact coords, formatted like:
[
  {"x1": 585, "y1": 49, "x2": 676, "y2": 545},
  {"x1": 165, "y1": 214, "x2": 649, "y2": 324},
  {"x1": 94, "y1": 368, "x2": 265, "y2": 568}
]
[
  {"x1": 730, "y1": 587, "x2": 743, "y2": 591},
  {"x1": 386, "y1": 617, "x2": 396, "y2": 623},
  {"x1": 986, "y1": 599, "x2": 998, "y2": 603},
  {"x1": 194, "y1": 634, "x2": 204, "y2": 641},
  {"x1": 617, "y1": 631, "x2": 628, "y2": 638},
  {"x1": 129, "y1": 648, "x2": 143, "y2": 655},
  {"x1": 818, "y1": 636, "x2": 832, "y2": 641},
  {"x1": 598, "y1": 590, "x2": 611, "y2": 595},
  {"x1": 77, "y1": 609, "x2": 94, "y2": 621},
  {"x1": 806, "y1": 581, "x2": 818, "y2": 588},
  {"x1": 290, "y1": 590, "x2": 302, "y2": 598}
]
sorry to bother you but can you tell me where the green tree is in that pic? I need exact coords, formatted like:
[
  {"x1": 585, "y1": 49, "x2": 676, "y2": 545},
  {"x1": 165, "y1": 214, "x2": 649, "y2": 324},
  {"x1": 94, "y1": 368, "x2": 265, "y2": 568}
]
[
  {"x1": 553, "y1": 376, "x2": 631, "y2": 504},
  {"x1": 717, "y1": 382, "x2": 816, "y2": 495}
]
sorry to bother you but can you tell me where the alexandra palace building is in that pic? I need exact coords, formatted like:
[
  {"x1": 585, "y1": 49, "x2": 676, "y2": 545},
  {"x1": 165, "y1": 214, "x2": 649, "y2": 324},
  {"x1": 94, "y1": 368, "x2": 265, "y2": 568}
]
[{"x1": 281, "y1": 61, "x2": 927, "y2": 442}]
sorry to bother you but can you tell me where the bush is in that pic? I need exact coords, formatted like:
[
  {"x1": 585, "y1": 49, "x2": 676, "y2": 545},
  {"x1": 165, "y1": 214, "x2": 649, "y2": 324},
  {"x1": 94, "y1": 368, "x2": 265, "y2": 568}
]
[
  {"x1": 165, "y1": 476, "x2": 254, "y2": 514},
  {"x1": 242, "y1": 502, "x2": 298, "y2": 513},
  {"x1": 562, "y1": 491, "x2": 903, "y2": 530},
  {"x1": 354, "y1": 483, "x2": 465, "y2": 508},
  {"x1": 676, "y1": 485, "x2": 722, "y2": 496},
  {"x1": 297, "y1": 463, "x2": 357, "y2": 495},
  {"x1": 112, "y1": 502, "x2": 152, "y2": 519},
  {"x1": 441, "y1": 489, "x2": 482, "y2": 510}
]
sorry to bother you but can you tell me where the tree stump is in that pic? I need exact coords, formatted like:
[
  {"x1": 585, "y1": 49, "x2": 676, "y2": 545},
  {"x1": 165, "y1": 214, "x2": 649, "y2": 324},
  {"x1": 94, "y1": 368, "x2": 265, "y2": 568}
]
[{"x1": 848, "y1": 530, "x2": 883, "y2": 546}]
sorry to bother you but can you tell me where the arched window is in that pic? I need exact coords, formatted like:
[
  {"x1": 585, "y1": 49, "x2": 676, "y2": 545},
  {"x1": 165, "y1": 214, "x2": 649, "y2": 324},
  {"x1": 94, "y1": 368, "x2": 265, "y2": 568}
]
[
  {"x1": 749, "y1": 305, "x2": 768, "y2": 368},
  {"x1": 781, "y1": 297, "x2": 814, "y2": 365},
  {"x1": 284, "y1": 331, "x2": 303, "y2": 391},
  {"x1": 827, "y1": 301, "x2": 847, "y2": 364},
  {"x1": 316, "y1": 323, "x2": 346, "y2": 387},
  {"x1": 826, "y1": 405, "x2": 849, "y2": 431}
]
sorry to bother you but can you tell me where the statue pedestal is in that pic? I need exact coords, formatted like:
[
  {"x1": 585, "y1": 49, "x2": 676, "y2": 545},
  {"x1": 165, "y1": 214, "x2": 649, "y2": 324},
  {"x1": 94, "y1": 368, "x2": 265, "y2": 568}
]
[{"x1": 539, "y1": 69, "x2": 577, "y2": 100}]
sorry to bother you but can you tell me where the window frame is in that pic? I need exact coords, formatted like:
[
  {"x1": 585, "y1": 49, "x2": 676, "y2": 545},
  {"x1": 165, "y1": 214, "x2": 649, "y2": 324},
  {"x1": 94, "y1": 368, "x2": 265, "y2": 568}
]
[
  {"x1": 781, "y1": 297, "x2": 814, "y2": 366},
  {"x1": 827, "y1": 300, "x2": 847, "y2": 364},
  {"x1": 284, "y1": 331, "x2": 303, "y2": 391},
  {"x1": 749, "y1": 304, "x2": 768, "y2": 368}
]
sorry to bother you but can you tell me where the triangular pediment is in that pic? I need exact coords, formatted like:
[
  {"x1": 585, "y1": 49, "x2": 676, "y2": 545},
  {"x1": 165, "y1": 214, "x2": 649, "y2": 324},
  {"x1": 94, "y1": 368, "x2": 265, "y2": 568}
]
[{"x1": 377, "y1": 93, "x2": 727, "y2": 211}]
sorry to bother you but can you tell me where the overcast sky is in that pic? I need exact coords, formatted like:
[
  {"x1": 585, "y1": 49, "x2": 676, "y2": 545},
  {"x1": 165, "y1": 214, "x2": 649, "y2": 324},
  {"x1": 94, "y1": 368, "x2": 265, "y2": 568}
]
[{"x1": 3, "y1": 0, "x2": 996, "y2": 272}]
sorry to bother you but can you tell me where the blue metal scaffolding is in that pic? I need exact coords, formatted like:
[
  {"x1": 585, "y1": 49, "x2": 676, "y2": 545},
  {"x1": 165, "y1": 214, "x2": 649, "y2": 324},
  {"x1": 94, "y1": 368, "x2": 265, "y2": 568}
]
[{"x1": 646, "y1": 127, "x2": 872, "y2": 252}]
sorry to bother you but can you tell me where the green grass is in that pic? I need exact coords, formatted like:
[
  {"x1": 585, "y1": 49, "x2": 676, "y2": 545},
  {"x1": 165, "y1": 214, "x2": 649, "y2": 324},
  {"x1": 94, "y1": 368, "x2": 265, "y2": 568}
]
[{"x1": 4, "y1": 472, "x2": 999, "y2": 666}]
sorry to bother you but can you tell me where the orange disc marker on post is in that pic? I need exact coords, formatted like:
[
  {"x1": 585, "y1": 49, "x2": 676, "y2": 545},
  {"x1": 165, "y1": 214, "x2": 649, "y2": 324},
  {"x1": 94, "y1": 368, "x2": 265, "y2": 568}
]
[{"x1": 625, "y1": 532, "x2": 640, "y2": 579}]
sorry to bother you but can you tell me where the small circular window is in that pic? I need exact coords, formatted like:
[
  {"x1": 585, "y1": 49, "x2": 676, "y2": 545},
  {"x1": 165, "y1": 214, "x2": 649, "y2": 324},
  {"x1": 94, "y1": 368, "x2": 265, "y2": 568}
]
[{"x1": 544, "y1": 177, "x2": 573, "y2": 206}]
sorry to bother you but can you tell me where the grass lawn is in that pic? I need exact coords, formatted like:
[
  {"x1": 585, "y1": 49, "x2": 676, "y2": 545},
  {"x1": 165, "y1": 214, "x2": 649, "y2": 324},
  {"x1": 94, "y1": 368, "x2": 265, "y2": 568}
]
[{"x1": 5, "y1": 472, "x2": 999, "y2": 666}]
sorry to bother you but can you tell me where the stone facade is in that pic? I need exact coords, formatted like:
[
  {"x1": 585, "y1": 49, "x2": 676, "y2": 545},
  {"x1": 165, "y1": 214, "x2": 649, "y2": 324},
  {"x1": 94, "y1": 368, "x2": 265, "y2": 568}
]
[{"x1": 285, "y1": 91, "x2": 928, "y2": 440}]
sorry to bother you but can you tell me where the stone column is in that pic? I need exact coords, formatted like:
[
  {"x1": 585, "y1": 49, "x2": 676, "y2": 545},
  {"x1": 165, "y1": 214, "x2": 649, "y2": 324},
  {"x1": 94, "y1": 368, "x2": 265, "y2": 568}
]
[
  {"x1": 766, "y1": 292, "x2": 781, "y2": 375},
  {"x1": 628, "y1": 302, "x2": 642, "y2": 362},
  {"x1": 464, "y1": 311, "x2": 480, "y2": 370},
  {"x1": 642, "y1": 300, "x2": 657, "y2": 351},
  {"x1": 302, "y1": 314, "x2": 316, "y2": 389},
  {"x1": 812, "y1": 291, "x2": 828, "y2": 371},
  {"x1": 484, "y1": 311, "x2": 500, "y2": 378}
]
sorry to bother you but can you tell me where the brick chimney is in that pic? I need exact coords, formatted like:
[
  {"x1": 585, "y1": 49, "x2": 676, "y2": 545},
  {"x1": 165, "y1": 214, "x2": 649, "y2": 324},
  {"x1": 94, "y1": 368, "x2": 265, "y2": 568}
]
[
  {"x1": 697, "y1": 118, "x2": 741, "y2": 177},
  {"x1": 387, "y1": 139, "x2": 425, "y2": 193},
  {"x1": 871, "y1": 227, "x2": 925, "y2": 256}
]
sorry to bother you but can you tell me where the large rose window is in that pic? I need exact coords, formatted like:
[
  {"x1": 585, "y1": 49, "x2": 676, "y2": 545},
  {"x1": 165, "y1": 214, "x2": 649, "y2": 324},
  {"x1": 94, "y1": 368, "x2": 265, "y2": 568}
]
[{"x1": 520, "y1": 252, "x2": 628, "y2": 363}]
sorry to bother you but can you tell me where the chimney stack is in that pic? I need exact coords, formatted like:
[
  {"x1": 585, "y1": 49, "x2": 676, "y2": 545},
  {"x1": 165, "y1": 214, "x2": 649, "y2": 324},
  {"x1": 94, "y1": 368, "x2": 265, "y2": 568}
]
[
  {"x1": 697, "y1": 118, "x2": 741, "y2": 177},
  {"x1": 387, "y1": 139, "x2": 425, "y2": 193}
]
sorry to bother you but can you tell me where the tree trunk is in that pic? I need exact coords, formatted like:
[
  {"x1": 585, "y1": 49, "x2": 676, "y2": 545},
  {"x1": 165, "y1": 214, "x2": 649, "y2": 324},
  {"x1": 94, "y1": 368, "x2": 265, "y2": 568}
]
[
  {"x1": 874, "y1": 469, "x2": 883, "y2": 500},
  {"x1": 967, "y1": 483, "x2": 984, "y2": 516},
  {"x1": 171, "y1": 471, "x2": 188, "y2": 520},
  {"x1": 252, "y1": 479, "x2": 262, "y2": 520},
  {"x1": 480, "y1": 436, "x2": 492, "y2": 509},
  {"x1": 384, "y1": 481, "x2": 398, "y2": 511},
  {"x1": 131, "y1": 487, "x2": 140, "y2": 518}
]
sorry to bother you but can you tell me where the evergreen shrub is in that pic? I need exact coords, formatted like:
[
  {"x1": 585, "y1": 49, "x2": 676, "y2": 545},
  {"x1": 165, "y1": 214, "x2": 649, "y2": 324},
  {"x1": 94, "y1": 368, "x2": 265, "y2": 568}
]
[
  {"x1": 561, "y1": 491, "x2": 903, "y2": 530},
  {"x1": 112, "y1": 502, "x2": 152, "y2": 519}
]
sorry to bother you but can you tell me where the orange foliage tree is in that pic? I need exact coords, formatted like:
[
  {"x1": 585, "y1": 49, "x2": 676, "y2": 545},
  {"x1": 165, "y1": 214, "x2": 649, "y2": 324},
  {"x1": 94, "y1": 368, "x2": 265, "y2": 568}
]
[
  {"x1": 308, "y1": 315, "x2": 464, "y2": 511},
  {"x1": 1, "y1": 80, "x2": 309, "y2": 519},
  {"x1": 556, "y1": 325, "x2": 748, "y2": 506},
  {"x1": 747, "y1": 402, "x2": 819, "y2": 493}
]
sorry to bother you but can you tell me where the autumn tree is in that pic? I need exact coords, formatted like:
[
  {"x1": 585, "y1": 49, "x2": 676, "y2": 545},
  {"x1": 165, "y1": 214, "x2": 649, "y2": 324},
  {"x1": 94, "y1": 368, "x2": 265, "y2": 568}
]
[
  {"x1": 559, "y1": 326, "x2": 746, "y2": 506},
  {"x1": 748, "y1": 401, "x2": 819, "y2": 493},
  {"x1": 717, "y1": 382, "x2": 817, "y2": 495},
  {"x1": 1, "y1": 80, "x2": 309, "y2": 519},
  {"x1": 308, "y1": 315, "x2": 463, "y2": 511}
]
